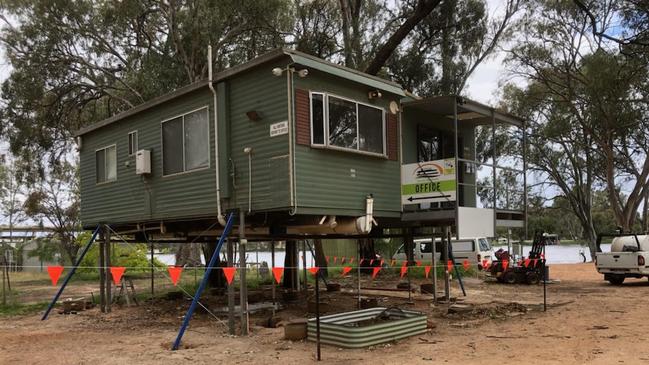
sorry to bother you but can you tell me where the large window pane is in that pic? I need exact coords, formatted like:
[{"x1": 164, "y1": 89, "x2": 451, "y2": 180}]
[
  {"x1": 184, "y1": 109, "x2": 209, "y2": 171},
  {"x1": 417, "y1": 126, "x2": 440, "y2": 162},
  {"x1": 96, "y1": 150, "x2": 106, "y2": 183},
  {"x1": 163, "y1": 117, "x2": 183, "y2": 175},
  {"x1": 358, "y1": 104, "x2": 383, "y2": 153},
  {"x1": 474, "y1": 124, "x2": 494, "y2": 165},
  {"x1": 495, "y1": 124, "x2": 523, "y2": 169},
  {"x1": 311, "y1": 93, "x2": 325, "y2": 144},
  {"x1": 328, "y1": 96, "x2": 357, "y2": 149},
  {"x1": 106, "y1": 146, "x2": 116, "y2": 181}
]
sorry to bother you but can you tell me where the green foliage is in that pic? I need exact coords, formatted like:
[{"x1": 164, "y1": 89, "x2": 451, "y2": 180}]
[
  {"x1": 0, "y1": 302, "x2": 49, "y2": 317},
  {"x1": 78, "y1": 243, "x2": 165, "y2": 274}
]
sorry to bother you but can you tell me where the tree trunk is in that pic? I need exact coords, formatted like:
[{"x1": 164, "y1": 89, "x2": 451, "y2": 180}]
[
  {"x1": 313, "y1": 239, "x2": 328, "y2": 278},
  {"x1": 203, "y1": 242, "x2": 226, "y2": 288},
  {"x1": 643, "y1": 190, "x2": 648, "y2": 233},
  {"x1": 283, "y1": 240, "x2": 298, "y2": 289},
  {"x1": 175, "y1": 242, "x2": 202, "y2": 267},
  {"x1": 364, "y1": 0, "x2": 442, "y2": 75},
  {"x1": 359, "y1": 238, "x2": 378, "y2": 273},
  {"x1": 439, "y1": 0, "x2": 456, "y2": 94}
]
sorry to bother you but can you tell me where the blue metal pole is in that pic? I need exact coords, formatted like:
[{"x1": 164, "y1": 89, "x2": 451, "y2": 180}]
[
  {"x1": 42, "y1": 225, "x2": 101, "y2": 320},
  {"x1": 172, "y1": 212, "x2": 235, "y2": 350}
]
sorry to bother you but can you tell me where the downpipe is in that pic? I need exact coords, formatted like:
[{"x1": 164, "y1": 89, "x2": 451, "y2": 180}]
[{"x1": 208, "y1": 45, "x2": 227, "y2": 226}]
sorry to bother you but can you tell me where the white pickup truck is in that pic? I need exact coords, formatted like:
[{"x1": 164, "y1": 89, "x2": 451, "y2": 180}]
[{"x1": 596, "y1": 234, "x2": 649, "y2": 285}]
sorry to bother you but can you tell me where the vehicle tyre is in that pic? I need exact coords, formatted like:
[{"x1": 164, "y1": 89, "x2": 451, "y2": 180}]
[
  {"x1": 503, "y1": 271, "x2": 516, "y2": 284},
  {"x1": 526, "y1": 272, "x2": 540, "y2": 285},
  {"x1": 607, "y1": 275, "x2": 625, "y2": 285}
]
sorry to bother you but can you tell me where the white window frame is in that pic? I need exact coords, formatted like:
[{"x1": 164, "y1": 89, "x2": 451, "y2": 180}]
[
  {"x1": 128, "y1": 130, "x2": 138, "y2": 156},
  {"x1": 160, "y1": 106, "x2": 211, "y2": 177},
  {"x1": 309, "y1": 91, "x2": 386, "y2": 157},
  {"x1": 95, "y1": 144, "x2": 117, "y2": 185}
]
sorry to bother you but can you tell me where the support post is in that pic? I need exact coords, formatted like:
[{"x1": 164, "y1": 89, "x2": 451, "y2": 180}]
[
  {"x1": 104, "y1": 228, "x2": 112, "y2": 313},
  {"x1": 357, "y1": 240, "x2": 361, "y2": 309},
  {"x1": 43, "y1": 226, "x2": 100, "y2": 320},
  {"x1": 431, "y1": 230, "x2": 437, "y2": 302},
  {"x1": 405, "y1": 232, "x2": 413, "y2": 304},
  {"x1": 315, "y1": 268, "x2": 321, "y2": 361},
  {"x1": 302, "y1": 240, "x2": 307, "y2": 294},
  {"x1": 99, "y1": 230, "x2": 106, "y2": 313},
  {"x1": 239, "y1": 211, "x2": 249, "y2": 335},
  {"x1": 443, "y1": 226, "x2": 450, "y2": 302},
  {"x1": 543, "y1": 244, "x2": 547, "y2": 312},
  {"x1": 227, "y1": 238, "x2": 235, "y2": 334},
  {"x1": 271, "y1": 240, "x2": 276, "y2": 316},
  {"x1": 172, "y1": 213, "x2": 235, "y2": 350},
  {"x1": 150, "y1": 240, "x2": 155, "y2": 298},
  {"x1": 447, "y1": 229, "x2": 466, "y2": 297},
  {"x1": 2, "y1": 257, "x2": 6, "y2": 306},
  {"x1": 453, "y1": 98, "x2": 460, "y2": 240}
]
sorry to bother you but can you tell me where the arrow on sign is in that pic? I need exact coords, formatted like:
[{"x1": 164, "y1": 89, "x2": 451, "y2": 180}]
[{"x1": 406, "y1": 194, "x2": 452, "y2": 202}]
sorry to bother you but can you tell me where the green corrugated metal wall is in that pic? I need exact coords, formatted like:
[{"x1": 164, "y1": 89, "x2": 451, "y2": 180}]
[
  {"x1": 293, "y1": 70, "x2": 402, "y2": 218},
  {"x1": 80, "y1": 55, "x2": 413, "y2": 228},
  {"x1": 227, "y1": 58, "x2": 290, "y2": 211},
  {"x1": 80, "y1": 88, "x2": 218, "y2": 226}
]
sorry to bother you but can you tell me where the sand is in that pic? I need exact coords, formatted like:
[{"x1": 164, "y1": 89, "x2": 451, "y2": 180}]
[{"x1": 2, "y1": 263, "x2": 649, "y2": 364}]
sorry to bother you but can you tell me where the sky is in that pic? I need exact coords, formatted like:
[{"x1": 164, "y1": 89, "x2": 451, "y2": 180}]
[{"x1": 464, "y1": 0, "x2": 514, "y2": 105}]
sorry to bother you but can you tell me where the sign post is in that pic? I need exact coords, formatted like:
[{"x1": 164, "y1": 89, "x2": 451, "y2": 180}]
[{"x1": 401, "y1": 159, "x2": 456, "y2": 205}]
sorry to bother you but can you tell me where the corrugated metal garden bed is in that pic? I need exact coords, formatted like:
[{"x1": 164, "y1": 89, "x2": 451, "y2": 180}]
[{"x1": 307, "y1": 307, "x2": 428, "y2": 348}]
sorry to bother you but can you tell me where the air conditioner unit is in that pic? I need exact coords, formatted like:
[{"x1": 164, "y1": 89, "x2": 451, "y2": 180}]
[{"x1": 135, "y1": 149, "x2": 151, "y2": 175}]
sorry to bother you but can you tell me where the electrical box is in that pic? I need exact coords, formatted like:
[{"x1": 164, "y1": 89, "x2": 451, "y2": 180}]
[{"x1": 135, "y1": 149, "x2": 151, "y2": 175}]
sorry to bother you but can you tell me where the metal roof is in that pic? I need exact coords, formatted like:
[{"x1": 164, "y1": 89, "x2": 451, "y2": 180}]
[
  {"x1": 402, "y1": 95, "x2": 525, "y2": 127},
  {"x1": 75, "y1": 48, "x2": 405, "y2": 136}
]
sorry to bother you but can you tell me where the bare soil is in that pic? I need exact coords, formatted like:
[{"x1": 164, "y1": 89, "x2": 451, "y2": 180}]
[{"x1": 2, "y1": 263, "x2": 649, "y2": 364}]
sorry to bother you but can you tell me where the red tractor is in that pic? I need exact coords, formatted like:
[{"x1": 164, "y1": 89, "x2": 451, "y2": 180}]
[{"x1": 489, "y1": 232, "x2": 548, "y2": 285}]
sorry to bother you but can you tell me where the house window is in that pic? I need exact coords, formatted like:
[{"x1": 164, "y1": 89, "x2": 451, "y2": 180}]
[
  {"x1": 310, "y1": 92, "x2": 385, "y2": 155},
  {"x1": 128, "y1": 131, "x2": 138, "y2": 156},
  {"x1": 162, "y1": 107, "x2": 209, "y2": 176},
  {"x1": 417, "y1": 125, "x2": 456, "y2": 162},
  {"x1": 96, "y1": 145, "x2": 117, "y2": 183}
]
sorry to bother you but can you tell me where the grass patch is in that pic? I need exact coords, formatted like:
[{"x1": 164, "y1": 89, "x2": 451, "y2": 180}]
[{"x1": 0, "y1": 301, "x2": 49, "y2": 317}]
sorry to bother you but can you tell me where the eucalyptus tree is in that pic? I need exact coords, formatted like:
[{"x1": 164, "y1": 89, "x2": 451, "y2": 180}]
[{"x1": 502, "y1": 0, "x2": 649, "y2": 254}]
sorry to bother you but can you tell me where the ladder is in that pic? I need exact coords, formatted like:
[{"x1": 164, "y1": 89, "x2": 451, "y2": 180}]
[{"x1": 113, "y1": 276, "x2": 139, "y2": 306}]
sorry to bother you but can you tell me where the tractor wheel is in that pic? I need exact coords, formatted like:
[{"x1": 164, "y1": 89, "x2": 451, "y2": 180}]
[
  {"x1": 503, "y1": 271, "x2": 516, "y2": 284},
  {"x1": 526, "y1": 272, "x2": 540, "y2": 285},
  {"x1": 607, "y1": 275, "x2": 625, "y2": 285}
]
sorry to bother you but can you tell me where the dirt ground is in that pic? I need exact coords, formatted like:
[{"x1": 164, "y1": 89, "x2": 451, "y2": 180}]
[{"x1": 2, "y1": 263, "x2": 649, "y2": 365}]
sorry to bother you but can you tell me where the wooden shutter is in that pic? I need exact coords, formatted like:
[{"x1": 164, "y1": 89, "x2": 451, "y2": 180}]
[
  {"x1": 387, "y1": 113, "x2": 399, "y2": 161},
  {"x1": 295, "y1": 89, "x2": 311, "y2": 146}
]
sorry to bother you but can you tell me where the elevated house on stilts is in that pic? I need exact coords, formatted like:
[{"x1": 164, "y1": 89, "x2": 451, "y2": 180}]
[{"x1": 75, "y1": 48, "x2": 527, "y2": 329}]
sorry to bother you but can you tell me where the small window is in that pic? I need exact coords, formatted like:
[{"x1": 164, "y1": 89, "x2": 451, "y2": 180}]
[
  {"x1": 309, "y1": 92, "x2": 385, "y2": 155},
  {"x1": 452, "y1": 240, "x2": 475, "y2": 252},
  {"x1": 128, "y1": 131, "x2": 138, "y2": 156},
  {"x1": 311, "y1": 93, "x2": 325, "y2": 145},
  {"x1": 96, "y1": 145, "x2": 117, "y2": 184},
  {"x1": 420, "y1": 241, "x2": 432, "y2": 253},
  {"x1": 478, "y1": 238, "x2": 491, "y2": 251},
  {"x1": 162, "y1": 108, "x2": 209, "y2": 176}
]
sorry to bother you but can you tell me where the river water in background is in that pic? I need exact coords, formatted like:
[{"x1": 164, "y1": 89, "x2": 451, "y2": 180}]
[
  {"x1": 155, "y1": 244, "x2": 606, "y2": 267},
  {"x1": 154, "y1": 251, "x2": 316, "y2": 268},
  {"x1": 493, "y1": 244, "x2": 612, "y2": 264}
]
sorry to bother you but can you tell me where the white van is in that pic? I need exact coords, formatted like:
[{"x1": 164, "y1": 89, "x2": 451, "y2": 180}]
[{"x1": 392, "y1": 237, "x2": 494, "y2": 268}]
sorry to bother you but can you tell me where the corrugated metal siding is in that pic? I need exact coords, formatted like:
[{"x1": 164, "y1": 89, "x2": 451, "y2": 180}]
[
  {"x1": 293, "y1": 70, "x2": 403, "y2": 217},
  {"x1": 79, "y1": 88, "x2": 218, "y2": 227},
  {"x1": 227, "y1": 58, "x2": 291, "y2": 211}
]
